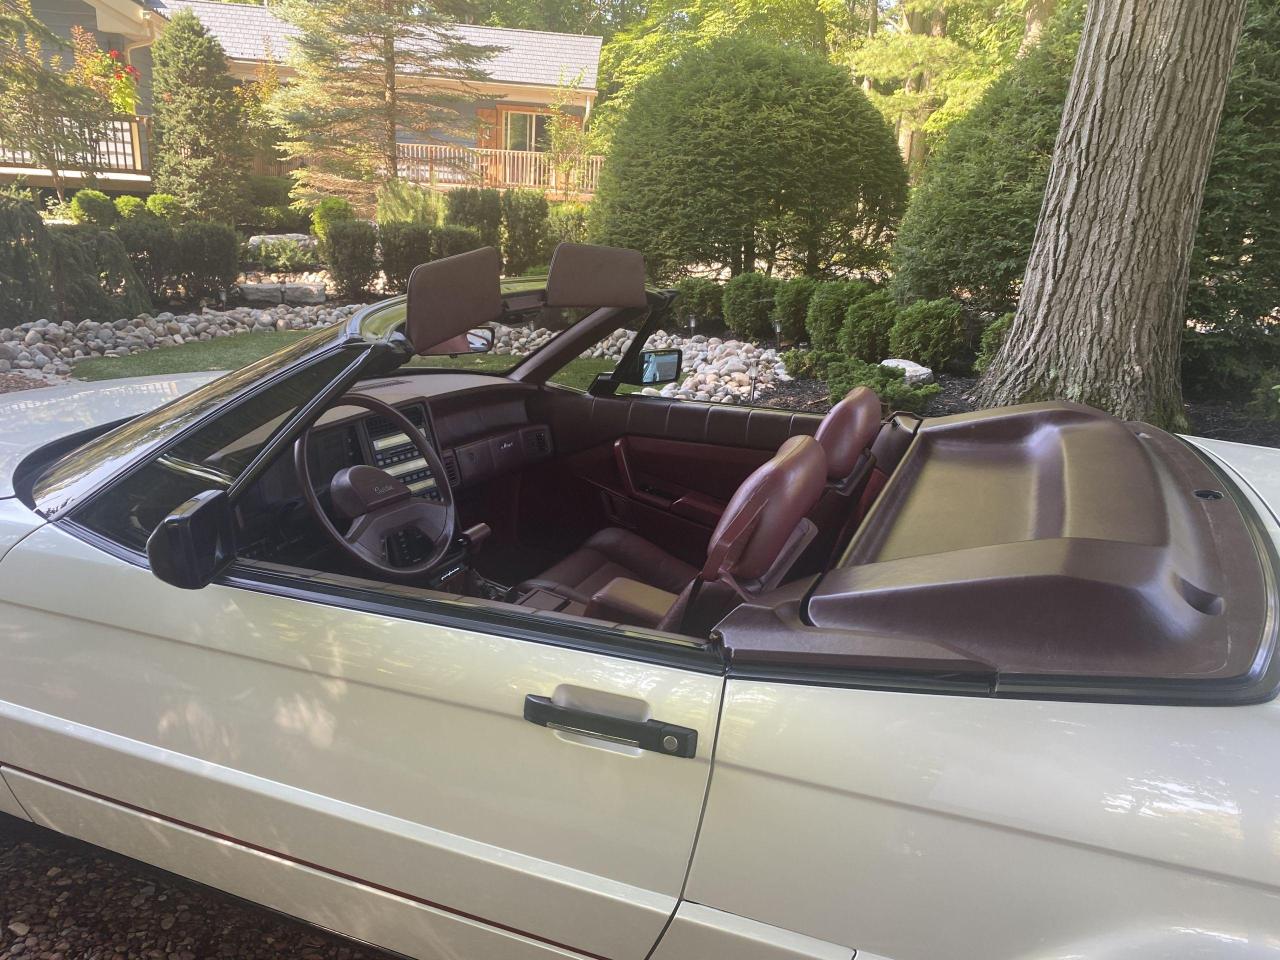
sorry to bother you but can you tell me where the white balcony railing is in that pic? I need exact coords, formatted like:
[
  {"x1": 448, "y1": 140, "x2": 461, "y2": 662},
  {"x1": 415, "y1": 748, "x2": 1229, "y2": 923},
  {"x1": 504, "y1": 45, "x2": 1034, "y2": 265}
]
[{"x1": 397, "y1": 144, "x2": 603, "y2": 197}]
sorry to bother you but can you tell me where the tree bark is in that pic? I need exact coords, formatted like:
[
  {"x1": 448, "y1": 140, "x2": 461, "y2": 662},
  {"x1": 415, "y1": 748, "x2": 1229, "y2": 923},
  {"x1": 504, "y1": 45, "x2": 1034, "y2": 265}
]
[
  {"x1": 974, "y1": 0, "x2": 1246, "y2": 429},
  {"x1": 896, "y1": 7, "x2": 945, "y2": 170},
  {"x1": 1017, "y1": 0, "x2": 1057, "y2": 57},
  {"x1": 862, "y1": 0, "x2": 877, "y2": 92},
  {"x1": 383, "y1": 6, "x2": 398, "y2": 180}
]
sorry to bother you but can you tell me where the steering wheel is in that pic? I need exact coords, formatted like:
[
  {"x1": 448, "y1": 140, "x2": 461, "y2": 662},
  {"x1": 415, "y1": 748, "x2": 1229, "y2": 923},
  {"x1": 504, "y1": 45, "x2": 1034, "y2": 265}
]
[{"x1": 294, "y1": 394, "x2": 456, "y2": 579}]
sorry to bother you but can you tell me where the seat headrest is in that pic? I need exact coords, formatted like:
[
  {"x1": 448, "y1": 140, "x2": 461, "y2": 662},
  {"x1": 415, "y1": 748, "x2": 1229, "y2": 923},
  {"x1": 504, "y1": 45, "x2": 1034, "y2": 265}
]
[
  {"x1": 702, "y1": 435, "x2": 827, "y2": 584},
  {"x1": 405, "y1": 246, "x2": 503, "y2": 355},
  {"x1": 545, "y1": 242, "x2": 648, "y2": 309},
  {"x1": 815, "y1": 386, "x2": 882, "y2": 481}
]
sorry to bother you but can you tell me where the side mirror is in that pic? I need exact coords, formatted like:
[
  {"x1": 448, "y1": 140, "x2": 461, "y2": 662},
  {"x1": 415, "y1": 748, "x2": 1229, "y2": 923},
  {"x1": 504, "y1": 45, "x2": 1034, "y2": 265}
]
[
  {"x1": 621, "y1": 348, "x2": 682, "y2": 386},
  {"x1": 421, "y1": 326, "x2": 495, "y2": 356},
  {"x1": 146, "y1": 489, "x2": 237, "y2": 590}
]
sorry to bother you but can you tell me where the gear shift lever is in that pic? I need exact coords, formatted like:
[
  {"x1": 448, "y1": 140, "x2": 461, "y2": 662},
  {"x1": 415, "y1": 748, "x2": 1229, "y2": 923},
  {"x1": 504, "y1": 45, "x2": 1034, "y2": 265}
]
[{"x1": 461, "y1": 522, "x2": 491, "y2": 557}]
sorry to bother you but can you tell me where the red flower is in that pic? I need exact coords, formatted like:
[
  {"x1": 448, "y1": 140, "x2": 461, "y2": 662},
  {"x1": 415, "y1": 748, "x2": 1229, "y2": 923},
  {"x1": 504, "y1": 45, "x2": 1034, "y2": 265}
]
[{"x1": 108, "y1": 49, "x2": 120, "y2": 58}]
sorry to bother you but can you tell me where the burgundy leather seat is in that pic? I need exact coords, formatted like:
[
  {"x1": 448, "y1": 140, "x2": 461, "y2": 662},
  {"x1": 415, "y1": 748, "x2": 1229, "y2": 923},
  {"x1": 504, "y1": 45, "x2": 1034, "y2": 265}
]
[
  {"x1": 814, "y1": 386, "x2": 881, "y2": 489},
  {"x1": 521, "y1": 435, "x2": 828, "y2": 629}
]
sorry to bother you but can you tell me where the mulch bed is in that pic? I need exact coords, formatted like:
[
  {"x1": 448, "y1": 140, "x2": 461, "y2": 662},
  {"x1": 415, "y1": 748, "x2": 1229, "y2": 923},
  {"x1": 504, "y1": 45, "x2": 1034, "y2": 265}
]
[
  {"x1": 0, "y1": 817, "x2": 391, "y2": 960},
  {"x1": 767, "y1": 374, "x2": 1280, "y2": 449},
  {"x1": 0, "y1": 373, "x2": 51, "y2": 396}
]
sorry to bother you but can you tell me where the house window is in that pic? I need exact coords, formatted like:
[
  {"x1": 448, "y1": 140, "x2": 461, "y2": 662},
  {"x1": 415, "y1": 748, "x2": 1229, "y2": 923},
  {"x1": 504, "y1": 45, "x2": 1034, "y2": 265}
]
[{"x1": 504, "y1": 112, "x2": 550, "y2": 152}]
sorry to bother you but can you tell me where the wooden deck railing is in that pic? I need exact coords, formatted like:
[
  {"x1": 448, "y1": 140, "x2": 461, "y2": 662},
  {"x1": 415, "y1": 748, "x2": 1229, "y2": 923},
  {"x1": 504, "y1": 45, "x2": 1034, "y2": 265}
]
[
  {"x1": 397, "y1": 144, "x2": 603, "y2": 197},
  {"x1": 0, "y1": 116, "x2": 150, "y2": 176}
]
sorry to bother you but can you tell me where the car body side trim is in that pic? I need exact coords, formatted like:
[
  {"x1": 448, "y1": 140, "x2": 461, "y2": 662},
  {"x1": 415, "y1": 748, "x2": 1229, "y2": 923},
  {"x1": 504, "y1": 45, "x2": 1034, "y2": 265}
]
[{"x1": 1, "y1": 762, "x2": 608, "y2": 960}]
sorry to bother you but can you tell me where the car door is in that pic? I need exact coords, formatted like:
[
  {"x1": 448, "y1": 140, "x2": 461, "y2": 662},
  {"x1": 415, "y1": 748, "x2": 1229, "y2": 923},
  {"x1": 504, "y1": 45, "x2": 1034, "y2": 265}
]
[{"x1": 0, "y1": 523, "x2": 723, "y2": 960}]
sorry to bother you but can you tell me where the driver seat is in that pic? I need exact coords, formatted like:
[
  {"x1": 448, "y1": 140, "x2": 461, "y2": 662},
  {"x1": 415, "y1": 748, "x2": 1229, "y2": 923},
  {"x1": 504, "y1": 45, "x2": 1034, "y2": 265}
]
[{"x1": 518, "y1": 434, "x2": 828, "y2": 633}]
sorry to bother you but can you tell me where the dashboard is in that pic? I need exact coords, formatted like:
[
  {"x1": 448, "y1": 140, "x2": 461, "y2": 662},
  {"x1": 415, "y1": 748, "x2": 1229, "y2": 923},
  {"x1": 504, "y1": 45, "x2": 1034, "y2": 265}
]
[{"x1": 237, "y1": 375, "x2": 555, "y2": 565}]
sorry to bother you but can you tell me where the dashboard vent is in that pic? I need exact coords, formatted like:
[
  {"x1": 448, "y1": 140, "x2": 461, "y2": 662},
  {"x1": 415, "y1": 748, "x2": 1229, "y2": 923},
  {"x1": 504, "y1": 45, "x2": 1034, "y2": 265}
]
[
  {"x1": 442, "y1": 452, "x2": 461, "y2": 488},
  {"x1": 364, "y1": 403, "x2": 428, "y2": 440}
]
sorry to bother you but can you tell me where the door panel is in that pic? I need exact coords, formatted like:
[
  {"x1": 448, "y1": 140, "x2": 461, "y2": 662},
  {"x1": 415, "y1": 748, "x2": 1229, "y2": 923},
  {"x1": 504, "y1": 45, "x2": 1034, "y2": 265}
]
[
  {"x1": 650, "y1": 903, "x2": 854, "y2": 960},
  {"x1": 5, "y1": 771, "x2": 591, "y2": 960},
  {"x1": 686, "y1": 679, "x2": 1280, "y2": 960},
  {"x1": 0, "y1": 524, "x2": 724, "y2": 960}
]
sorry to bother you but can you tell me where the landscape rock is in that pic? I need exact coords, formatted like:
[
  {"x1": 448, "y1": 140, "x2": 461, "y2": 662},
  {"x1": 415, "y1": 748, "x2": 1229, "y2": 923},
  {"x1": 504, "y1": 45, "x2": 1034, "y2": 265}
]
[
  {"x1": 238, "y1": 283, "x2": 284, "y2": 304},
  {"x1": 880, "y1": 358, "x2": 935, "y2": 385}
]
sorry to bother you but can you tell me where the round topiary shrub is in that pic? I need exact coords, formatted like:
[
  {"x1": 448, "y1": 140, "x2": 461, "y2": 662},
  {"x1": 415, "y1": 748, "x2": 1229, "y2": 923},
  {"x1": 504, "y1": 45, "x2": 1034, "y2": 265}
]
[
  {"x1": 839, "y1": 289, "x2": 898, "y2": 362},
  {"x1": 324, "y1": 219, "x2": 379, "y2": 299},
  {"x1": 772, "y1": 277, "x2": 818, "y2": 344},
  {"x1": 113, "y1": 196, "x2": 150, "y2": 221},
  {"x1": 806, "y1": 280, "x2": 870, "y2": 352},
  {"x1": 722, "y1": 272, "x2": 779, "y2": 340},
  {"x1": 887, "y1": 298, "x2": 967, "y2": 372},
  {"x1": 70, "y1": 189, "x2": 117, "y2": 226},
  {"x1": 146, "y1": 193, "x2": 184, "y2": 222}
]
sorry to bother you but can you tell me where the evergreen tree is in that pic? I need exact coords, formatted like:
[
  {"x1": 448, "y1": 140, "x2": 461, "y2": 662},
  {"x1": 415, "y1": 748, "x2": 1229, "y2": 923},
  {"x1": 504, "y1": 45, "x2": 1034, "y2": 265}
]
[
  {"x1": 151, "y1": 10, "x2": 249, "y2": 224},
  {"x1": 273, "y1": 0, "x2": 495, "y2": 210},
  {"x1": 591, "y1": 36, "x2": 906, "y2": 280}
]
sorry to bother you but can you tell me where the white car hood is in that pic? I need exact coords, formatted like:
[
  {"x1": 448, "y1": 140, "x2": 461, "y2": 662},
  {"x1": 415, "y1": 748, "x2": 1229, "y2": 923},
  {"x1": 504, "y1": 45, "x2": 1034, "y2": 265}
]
[
  {"x1": 0, "y1": 372, "x2": 222, "y2": 499},
  {"x1": 1182, "y1": 434, "x2": 1280, "y2": 523}
]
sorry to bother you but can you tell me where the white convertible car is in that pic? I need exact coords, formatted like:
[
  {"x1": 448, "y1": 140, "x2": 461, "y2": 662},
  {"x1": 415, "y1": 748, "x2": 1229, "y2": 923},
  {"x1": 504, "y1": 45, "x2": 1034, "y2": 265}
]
[{"x1": 1, "y1": 243, "x2": 1278, "y2": 960}]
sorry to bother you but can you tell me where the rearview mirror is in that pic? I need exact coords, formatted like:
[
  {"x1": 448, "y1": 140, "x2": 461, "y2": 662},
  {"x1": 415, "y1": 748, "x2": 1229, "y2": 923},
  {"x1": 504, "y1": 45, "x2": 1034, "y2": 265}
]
[
  {"x1": 621, "y1": 348, "x2": 682, "y2": 386},
  {"x1": 421, "y1": 326, "x2": 496, "y2": 356},
  {"x1": 146, "y1": 489, "x2": 237, "y2": 590}
]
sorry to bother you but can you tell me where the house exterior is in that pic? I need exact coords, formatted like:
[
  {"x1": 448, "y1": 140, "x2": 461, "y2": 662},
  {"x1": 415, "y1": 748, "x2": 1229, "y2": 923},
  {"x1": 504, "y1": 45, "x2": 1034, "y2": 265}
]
[{"x1": 2, "y1": 0, "x2": 604, "y2": 196}]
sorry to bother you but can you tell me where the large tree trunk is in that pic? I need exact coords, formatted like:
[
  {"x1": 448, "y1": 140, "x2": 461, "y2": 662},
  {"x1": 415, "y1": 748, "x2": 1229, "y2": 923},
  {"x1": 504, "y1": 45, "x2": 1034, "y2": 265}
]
[
  {"x1": 1017, "y1": 0, "x2": 1057, "y2": 56},
  {"x1": 862, "y1": 0, "x2": 877, "y2": 93},
  {"x1": 974, "y1": 0, "x2": 1246, "y2": 429}
]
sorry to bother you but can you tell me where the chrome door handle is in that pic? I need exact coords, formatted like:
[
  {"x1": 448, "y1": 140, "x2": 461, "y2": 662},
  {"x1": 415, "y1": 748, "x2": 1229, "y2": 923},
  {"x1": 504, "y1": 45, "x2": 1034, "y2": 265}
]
[{"x1": 523, "y1": 695, "x2": 698, "y2": 758}]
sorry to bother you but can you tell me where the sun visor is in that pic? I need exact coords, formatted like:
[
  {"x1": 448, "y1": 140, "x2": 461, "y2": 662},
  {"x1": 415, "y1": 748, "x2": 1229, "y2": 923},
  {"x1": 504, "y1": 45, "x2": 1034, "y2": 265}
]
[
  {"x1": 405, "y1": 246, "x2": 504, "y2": 355},
  {"x1": 545, "y1": 243, "x2": 648, "y2": 309}
]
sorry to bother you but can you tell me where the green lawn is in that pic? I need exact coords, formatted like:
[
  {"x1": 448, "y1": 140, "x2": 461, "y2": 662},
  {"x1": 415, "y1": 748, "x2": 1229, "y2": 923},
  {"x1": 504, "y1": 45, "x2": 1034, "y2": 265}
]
[{"x1": 72, "y1": 329, "x2": 622, "y2": 392}]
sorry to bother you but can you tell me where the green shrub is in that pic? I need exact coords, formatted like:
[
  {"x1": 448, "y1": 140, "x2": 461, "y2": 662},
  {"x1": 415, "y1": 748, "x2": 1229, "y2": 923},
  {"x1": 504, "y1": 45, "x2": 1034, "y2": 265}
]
[
  {"x1": 547, "y1": 202, "x2": 590, "y2": 247},
  {"x1": 325, "y1": 219, "x2": 378, "y2": 298},
  {"x1": 806, "y1": 280, "x2": 870, "y2": 352},
  {"x1": 252, "y1": 237, "x2": 319, "y2": 273},
  {"x1": 772, "y1": 277, "x2": 818, "y2": 344},
  {"x1": 672, "y1": 276, "x2": 724, "y2": 333},
  {"x1": 502, "y1": 189, "x2": 550, "y2": 276},
  {"x1": 146, "y1": 193, "x2": 184, "y2": 222},
  {"x1": 887, "y1": 298, "x2": 967, "y2": 371},
  {"x1": 0, "y1": 196, "x2": 52, "y2": 327},
  {"x1": 173, "y1": 222, "x2": 238, "y2": 298},
  {"x1": 245, "y1": 175, "x2": 293, "y2": 208},
  {"x1": 113, "y1": 196, "x2": 150, "y2": 221},
  {"x1": 376, "y1": 180, "x2": 444, "y2": 228},
  {"x1": 49, "y1": 225, "x2": 151, "y2": 322},
  {"x1": 380, "y1": 222, "x2": 433, "y2": 293},
  {"x1": 839, "y1": 289, "x2": 898, "y2": 362},
  {"x1": 445, "y1": 187, "x2": 502, "y2": 248},
  {"x1": 249, "y1": 204, "x2": 311, "y2": 234},
  {"x1": 1247, "y1": 369, "x2": 1280, "y2": 421},
  {"x1": 974, "y1": 312, "x2": 1015, "y2": 374},
  {"x1": 780, "y1": 348, "x2": 842, "y2": 381},
  {"x1": 70, "y1": 189, "x2": 117, "y2": 226},
  {"x1": 722, "y1": 272, "x2": 779, "y2": 340},
  {"x1": 826, "y1": 358, "x2": 939, "y2": 414},
  {"x1": 1182, "y1": 327, "x2": 1280, "y2": 401},
  {"x1": 433, "y1": 224, "x2": 483, "y2": 259},
  {"x1": 311, "y1": 197, "x2": 355, "y2": 246},
  {"x1": 115, "y1": 218, "x2": 176, "y2": 303}
]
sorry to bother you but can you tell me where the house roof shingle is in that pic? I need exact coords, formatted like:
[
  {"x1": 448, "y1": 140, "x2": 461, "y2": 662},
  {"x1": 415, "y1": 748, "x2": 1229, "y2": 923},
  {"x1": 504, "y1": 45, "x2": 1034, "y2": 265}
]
[{"x1": 150, "y1": 0, "x2": 601, "y2": 89}]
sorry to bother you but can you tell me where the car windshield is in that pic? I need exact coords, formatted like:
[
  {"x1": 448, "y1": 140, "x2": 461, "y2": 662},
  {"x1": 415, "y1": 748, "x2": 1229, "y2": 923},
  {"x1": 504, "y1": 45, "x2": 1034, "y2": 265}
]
[{"x1": 34, "y1": 325, "x2": 358, "y2": 517}]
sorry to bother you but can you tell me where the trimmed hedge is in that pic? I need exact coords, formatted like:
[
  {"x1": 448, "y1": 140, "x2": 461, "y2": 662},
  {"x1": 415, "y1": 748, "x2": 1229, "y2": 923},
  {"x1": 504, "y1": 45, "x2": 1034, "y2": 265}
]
[
  {"x1": 434, "y1": 224, "x2": 482, "y2": 259},
  {"x1": 312, "y1": 197, "x2": 355, "y2": 246},
  {"x1": 826, "y1": 358, "x2": 939, "y2": 413},
  {"x1": 806, "y1": 280, "x2": 870, "y2": 352},
  {"x1": 672, "y1": 276, "x2": 724, "y2": 333},
  {"x1": 173, "y1": 222, "x2": 238, "y2": 299},
  {"x1": 0, "y1": 196, "x2": 53, "y2": 328},
  {"x1": 722, "y1": 272, "x2": 779, "y2": 340},
  {"x1": 772, "y1": 277, "x2": 818, "y2": 344},
  {"x1": 446, "y1": 188, "x2": 502, "y2": 249},
  {"x1": 839, "y1": 289, "x2": 898, "y2": 363},
  {"x1": 146, "y1": 194, "x2": 184, "y2": 222},
  {"x1": 887, "y1": 298, "x2": 967, "y2": 372},
  {"x1": 502, "y1": 189, "x2": 549, "y2": 276},
  {"x1": 381, "y1": 222, "x2": 433, "y2": 293},
  {"x1": 113, "y1": 196, "x2": 150, "y2": 221},
  {"x1": 115, "y1": 218, "x2": 176, "y2": 303},
  {"x1": 325, "y1": 219, "x2": 378, "y2": 298},
  {"x1": 547, "y1": 202, "x2": 590, "y2": 247}
]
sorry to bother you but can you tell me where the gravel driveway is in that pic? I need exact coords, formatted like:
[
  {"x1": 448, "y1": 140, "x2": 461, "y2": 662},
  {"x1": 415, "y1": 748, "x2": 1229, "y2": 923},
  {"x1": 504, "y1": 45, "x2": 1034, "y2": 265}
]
[{"x1": 0, "y1": 815, "x2": 392, "y2": 960}]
